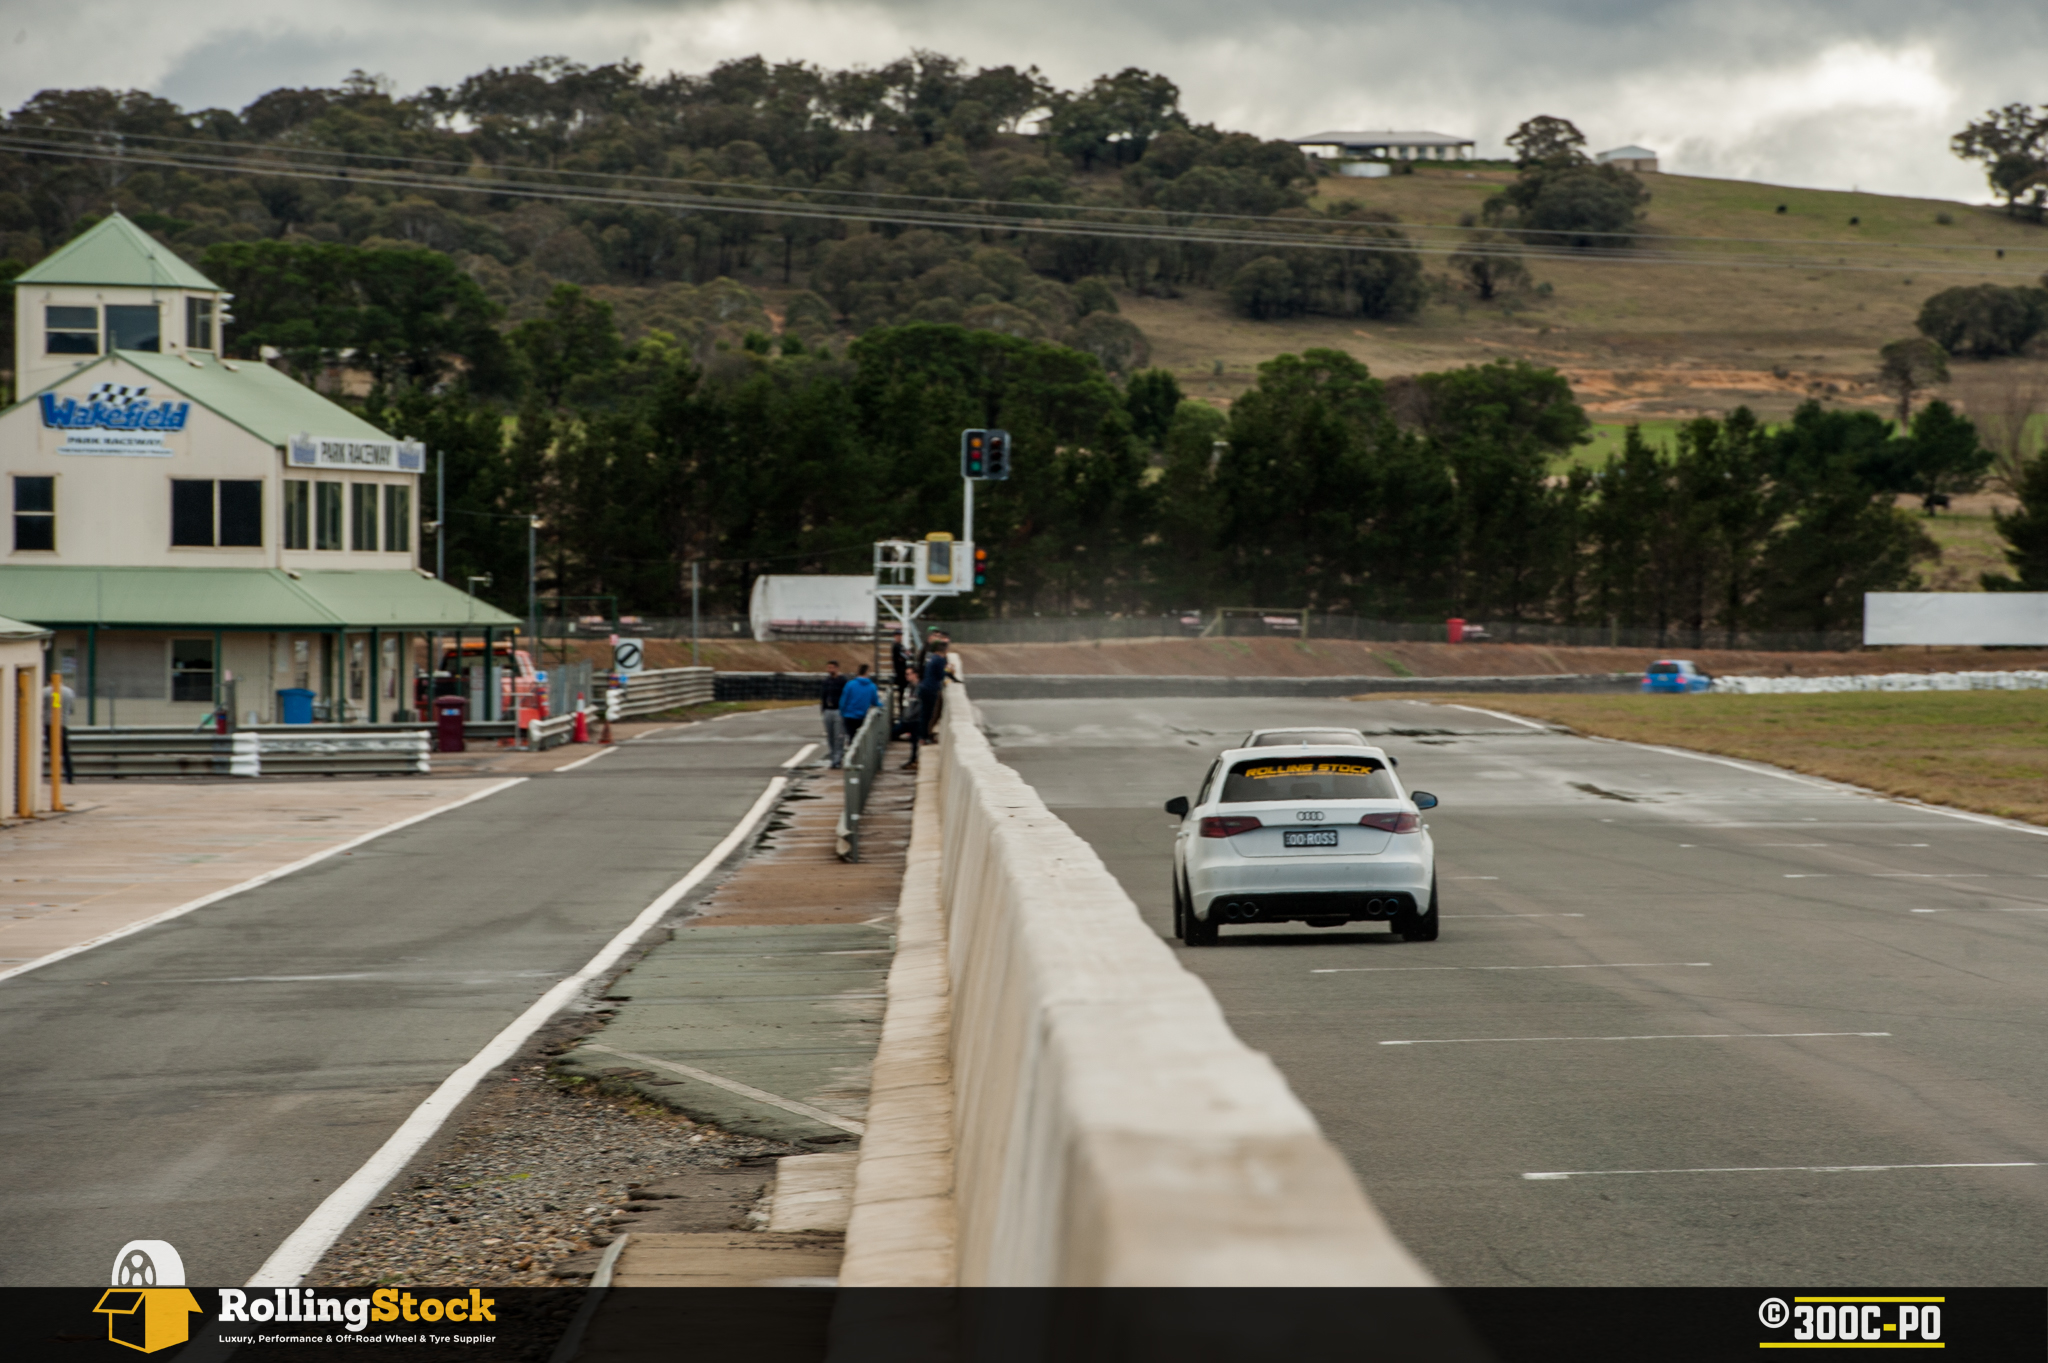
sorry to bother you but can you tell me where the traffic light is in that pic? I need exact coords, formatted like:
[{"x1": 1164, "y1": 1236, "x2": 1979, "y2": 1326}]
[
  {"x1": 985, "y1": 428, "x2": 1012, "y2": 480},
  {"x1": 961, "y1": 428, "x2": 987, "y2": 479},
  {"x1": 973, "y1": 545, "x2": 989, "y2": 588}
]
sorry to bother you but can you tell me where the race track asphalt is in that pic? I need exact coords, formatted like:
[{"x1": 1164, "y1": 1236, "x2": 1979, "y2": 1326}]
[
  {"x1": 0, "y1": 709, "x2": 822, "y2": 1287},
  {"x1": 981, "y1": 695, "x2": 2048, "y2": 1286}
]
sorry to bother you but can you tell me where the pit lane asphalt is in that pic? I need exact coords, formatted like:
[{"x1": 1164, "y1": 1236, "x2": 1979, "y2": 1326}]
[
  {"x1": 982, "y1": 695, "x2": 2048, "y2": 1286},
  {"x1": 0, "y1": 709, "x2": 825, "y2": 1287}
]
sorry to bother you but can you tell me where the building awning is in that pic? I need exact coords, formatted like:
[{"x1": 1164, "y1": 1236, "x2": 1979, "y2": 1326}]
[
  {"x1": 0, "y1": 566, "x2": 522, "y2": 631},
  {"x1": 0, "y1": 612, "x2": 51, "y2": 641}
]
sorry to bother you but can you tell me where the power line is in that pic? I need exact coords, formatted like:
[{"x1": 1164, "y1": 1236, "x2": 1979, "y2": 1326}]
[{"x1": 2, "y1": 129, "x2": 2039, "y2": 281}]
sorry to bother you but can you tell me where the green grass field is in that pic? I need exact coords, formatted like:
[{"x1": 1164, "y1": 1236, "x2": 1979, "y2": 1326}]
[{"x1": 1413, "y1": 690, "x2": 2048, "y2": 825}]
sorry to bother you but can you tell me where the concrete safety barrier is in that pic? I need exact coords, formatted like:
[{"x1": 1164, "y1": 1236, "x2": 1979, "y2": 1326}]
[
  {"x1": 604, "y1": 666, "x2": 714, "y2": 720},
  {"x1": 927, "y1": 681, "x2": 1434, "y2": 1285},
  {"x1": 1713, "y1": 668, "x2": 2048, "y2": 695},
  {"x1": 965, "y1": 671, "x2": 1640, "y2": 700}
]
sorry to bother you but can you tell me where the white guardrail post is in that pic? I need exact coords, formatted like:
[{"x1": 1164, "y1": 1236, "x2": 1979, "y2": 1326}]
[{"x1": 923, "y1": 679, "x2": 1435, "y2": 1286}]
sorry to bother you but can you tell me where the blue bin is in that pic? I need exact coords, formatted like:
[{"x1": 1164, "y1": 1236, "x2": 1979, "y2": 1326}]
[{"x1": 277, "y1": 688, "x2": 315, "y2": 725}]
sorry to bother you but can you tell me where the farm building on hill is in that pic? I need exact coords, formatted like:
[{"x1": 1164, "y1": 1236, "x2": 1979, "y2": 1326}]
[
  {"x1": 1290, "y1": 130, "x2": 1475, "y2": 171},
  {"x1": 1595, "y1": 145, "x2": 1660, "y2": 172}
]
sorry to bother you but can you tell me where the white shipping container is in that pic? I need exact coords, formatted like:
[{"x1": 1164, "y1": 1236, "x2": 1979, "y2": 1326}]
[{"x1": 749, "y1": 575, "x2": 877, "y2": 641}]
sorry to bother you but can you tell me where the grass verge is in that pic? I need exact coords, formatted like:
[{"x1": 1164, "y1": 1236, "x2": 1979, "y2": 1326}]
[{"x1": 1399, "y1": 691, "x2": 2048, "y2": 826}]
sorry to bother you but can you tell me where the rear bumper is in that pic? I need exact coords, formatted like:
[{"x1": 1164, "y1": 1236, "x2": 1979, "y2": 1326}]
[{"x1": 1204, "y1": 890, "x2": 1420, "y2": 925}]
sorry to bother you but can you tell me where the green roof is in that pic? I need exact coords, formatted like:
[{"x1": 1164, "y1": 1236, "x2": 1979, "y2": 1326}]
[
  {"x1": 0, "y1": 566, "x2": 521, "y2": 631},
  {"x1": 21, "y1": 350, "x2": 392, "y2": 448},
  {"x1": 15, "y1": 212, "x2": 220, "y2": 291}
]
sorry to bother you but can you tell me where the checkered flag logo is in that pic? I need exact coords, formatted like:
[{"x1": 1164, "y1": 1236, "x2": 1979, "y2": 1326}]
[{"x1": 85, "y1": 382, "x2": 151, "y2": 409}]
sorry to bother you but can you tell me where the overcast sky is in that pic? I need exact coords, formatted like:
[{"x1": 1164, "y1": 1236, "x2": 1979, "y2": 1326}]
[{"x1": 0, "y1": 0, "x2": 2037, "y2": 202}]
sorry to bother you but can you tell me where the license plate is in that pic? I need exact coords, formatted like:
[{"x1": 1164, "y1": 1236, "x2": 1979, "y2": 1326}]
[{"x1": 1283, "y1": 830, "x2": 1338, "y2": 848}]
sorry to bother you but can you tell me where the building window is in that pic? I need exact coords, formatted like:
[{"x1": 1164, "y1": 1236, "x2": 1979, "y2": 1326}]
[
  {"x1": 170, "y1": 480, "x2": 264, "y2": 547},
  {"x1": 351, "y1": 483, "x2": 379, "y2": 552},
  {"x1": 46, "y1": 305, "x2": 98, "y2": 356},
  {"x1": 106, "y1": 304, "x2": 161, "y2": 352},
  {"x1": 170, "y1": 638, "x2": 215, "y2": 703},
  {"x1": 284, "y1": 480, "x2": 310, "y2": 550},
  {"x1": 171, "y1": 479, "x2": 214, "y2": 546},
  {"x1": 185, "y1": 296, "x2": 215, "y2": 352},
  {"x1": 315, "y1": 482, "x2": 343, "y2": 550},
  {"x1": 349, "y1": 636, "x2": 367, "y2": 701},
  {"x1": 382, "y1": 633, "x2": 400, "y2": 700},
  {"x1": 13, "y1": 476, "x2": 54, "y2": 551},
  {"x1": 384, "y1": 484, "x2": 412, "y2": 553}
]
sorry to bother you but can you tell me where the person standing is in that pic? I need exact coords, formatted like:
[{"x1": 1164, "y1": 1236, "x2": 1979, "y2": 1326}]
[
  {"x1": 820, "y1": 660, "x2": 847, "y2": 768},
  {"x1": 889, "y1": 629, "x2": 912, "y2": 709},
  {"x1": 45, "y1": 675, "x2": 76, "y2": 785},
  {"x1": 905, "y1": 641, "x2": 957, "y2": 769},
  {"x1": 839, "y1": 663, "x2": 879, "y2": 747}
]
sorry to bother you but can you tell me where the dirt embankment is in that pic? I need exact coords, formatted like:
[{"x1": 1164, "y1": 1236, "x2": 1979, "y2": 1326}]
[{"x1": 552, "y1": 635, "x2": 2048, "y2": 681}]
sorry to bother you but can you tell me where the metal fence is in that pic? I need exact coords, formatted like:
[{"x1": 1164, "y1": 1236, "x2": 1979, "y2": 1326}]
[
  {"x1": 929, "y1": 612, "x2": 1864, "y2": 653},
  {"x1": 546, "y1": 660, "x2": 595, "y2": 716},
  {"x1": 834, "y1": 708, "x2": 889, "y2": 862}
]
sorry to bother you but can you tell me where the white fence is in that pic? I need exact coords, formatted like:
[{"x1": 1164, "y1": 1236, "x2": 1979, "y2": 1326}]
[
  {"x1": 603, "y1": 667, "x2": 714, "y2": 721},
  {"x1": 932, "y1": 682, "x2": 1432, "y2": 1284},
  {"x1": 1714, "y1": 669, "x2": 2048, "y2": 695}
]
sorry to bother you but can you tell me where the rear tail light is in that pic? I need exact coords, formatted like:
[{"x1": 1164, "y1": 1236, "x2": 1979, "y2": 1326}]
[
  {"x1": 1199, "y1": 815, "x2": 1263, "y2": 838},
  {"x1": 1359, "y1": 811, "x2": 1420, "y2": 833}
]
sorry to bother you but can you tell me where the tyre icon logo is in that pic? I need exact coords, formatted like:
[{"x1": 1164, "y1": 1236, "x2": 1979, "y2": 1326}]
[
  {"x1": 1759, "y1": 1297, "x2": 1790, "y2": 1329},
  {"x1": 115, "y1": 1248, "x2": 158, "y2": 1287}
]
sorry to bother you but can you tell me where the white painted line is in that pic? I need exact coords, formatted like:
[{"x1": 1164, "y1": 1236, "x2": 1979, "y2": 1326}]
[
  {"x1": 1443, "y1": 703, "x2": 1550, "y2": 731},
  {"x1": 1450, "y1": 875, "x2": 1501, "y2": 880},
  {"x1": 0, "y1": 779, "x2": 528, "y2": 986},
  {"x1": 1383, "y1": 1031, "x2": 1889, "y2": 1046},
  {"x1": 1873, "y1": 873, "x2": 1987, "y2": 878},
  {"x1": 1525, "y1": 1161, "x2": 2040, "y2": 1181},
  {"x1": 553, "y1": 747, "x2": 618, "y2": 773},
  {"x1": 1441, "y1": 913, "x2": 1586, "y2": 919},
  {"x1": 245, "y1": 774, "x2": 789, "y2": 1288},
  {"x1": 781, "y1": 743, "x2": 819, "y2": 768},
  {"x1": 580, "y1": 1042, "x2": 865, "y2": 1135},
  {"x1": 1314, "y1": 961, "x2": 1710, "y2": 974}
]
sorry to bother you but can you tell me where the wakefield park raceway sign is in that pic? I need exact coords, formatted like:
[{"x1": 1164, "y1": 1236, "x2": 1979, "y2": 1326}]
[
  {"x1": 289, "y1": 432, "x2": 426, "y2": 472},
  {"x1": 41, "y1": 383, "x2": 190, "y2": 457}
]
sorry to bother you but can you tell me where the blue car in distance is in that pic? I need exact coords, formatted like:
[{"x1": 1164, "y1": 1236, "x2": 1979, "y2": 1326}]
[{"x1": 1642, "y1": 659, "x2": 1711, "y2": 694}]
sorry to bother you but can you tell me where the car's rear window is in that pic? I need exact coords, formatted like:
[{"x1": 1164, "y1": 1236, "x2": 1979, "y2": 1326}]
[
  {"x1": 1647, "y1": 663, "x2": 1680, "y2": 675},
  {"x1": 1247, "y1": 730, "x2": 1367, "y2": 747},
  {"x1": 1220, "y1": 756, "x2": 1398, "y2": 803}
]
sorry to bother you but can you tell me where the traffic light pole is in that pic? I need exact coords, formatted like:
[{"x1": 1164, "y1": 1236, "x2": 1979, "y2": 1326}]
[{"x1": 963, "y1": 474, "x2": 974, "y2": 550}]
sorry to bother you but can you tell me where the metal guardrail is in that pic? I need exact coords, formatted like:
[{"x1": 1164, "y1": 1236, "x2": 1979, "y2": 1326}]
[
  {"x1": 834, "y1": 709, "x2": 888, "y2": 862},
  {"x1": 603, "y1": 667, "x2": 715, "y2": 721},
  {"x1": 72, "y1": 726, "x2": 429, "y2": 777},
  {"x1": 528, "y1": 711, "x2": 580, "y2": 750}
]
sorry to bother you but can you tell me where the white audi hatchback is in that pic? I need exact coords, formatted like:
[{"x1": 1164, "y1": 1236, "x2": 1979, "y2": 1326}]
[{"x1": 1165, "y1": 745, "x2": 1439, "y2": 946}]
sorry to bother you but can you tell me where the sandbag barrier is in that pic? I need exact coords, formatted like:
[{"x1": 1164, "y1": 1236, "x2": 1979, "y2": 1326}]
[{"x1": 926, "y1": 680, "x2": 1434, "y2": 1286}]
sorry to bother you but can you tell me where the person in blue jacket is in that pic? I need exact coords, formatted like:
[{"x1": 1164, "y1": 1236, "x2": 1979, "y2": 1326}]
[{"x1": 838, "y1": 663, "x2": 880, "y2": 742}]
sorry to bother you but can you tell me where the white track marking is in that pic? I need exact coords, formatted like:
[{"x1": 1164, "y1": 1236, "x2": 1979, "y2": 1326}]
[
  {"x1": 1314, "y1": 961, "x2": 1710, "y2": 974},
  {"x1": 0, "y1": 779, "x2": 527, "y2": 986},
  {"x1": 1525, "y1": 1161, "x2": 2040, "y2": 1181},
  {"x1": 1443, "y1": 703, "x2": 1550, "y2": 731},
  {"x1": 245, "y1": 774, "x2": 789, "y2": 1287},
  {"x1": 579, "y1": 1043, "x2": 864, "y2": 1134},
  {"x1": 1441, "y1": 913, "x2": 1587, "y2": 919},
  {"x1": 781, "y1": 743, "x2": 819, "y2": 768},
  {"x1": 552, "y1": 747, "x2": 617, "y2": 773},
  {"x1": 1382, "y1": 1031, "x2": 1889, "y2": 1046},
  {"x1": 1450, "y1": 875, "x2": 1501, "y2": 880}
]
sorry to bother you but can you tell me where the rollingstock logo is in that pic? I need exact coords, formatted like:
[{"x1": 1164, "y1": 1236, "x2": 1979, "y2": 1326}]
[
  {"x1": 40, "y1": 384, "x2": 191, "y2": 433},
  {"x1": 1758, "y1": 1295, "x2": 1944, "y2": 1348}
]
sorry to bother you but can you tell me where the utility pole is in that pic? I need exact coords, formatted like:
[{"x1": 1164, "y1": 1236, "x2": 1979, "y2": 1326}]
[
  {"x1": 690, "y1": 560, "x2": 701, "y2": 667},
  {"x1": 435, "y1": 449, "x2": 445, "y2": 581}
]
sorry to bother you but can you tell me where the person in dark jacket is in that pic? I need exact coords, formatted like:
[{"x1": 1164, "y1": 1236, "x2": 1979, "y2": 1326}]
[
  {"x1": 904, "y1": 642, "x2": 957, "y2": 769},
  {"x1": 820, "y1": 660, "x2": 847, "y2": 767}
]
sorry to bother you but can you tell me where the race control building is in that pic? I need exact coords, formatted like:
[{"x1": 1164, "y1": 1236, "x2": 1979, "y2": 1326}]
[{"x1": 0, "y1": 213, "x2": 518, "y2": 726}]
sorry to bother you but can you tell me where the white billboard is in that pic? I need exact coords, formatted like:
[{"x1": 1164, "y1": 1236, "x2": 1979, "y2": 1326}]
[
  {"x1": 1864, "y1": 593, "x2": 2048, "y2": 646},
  {"x1": 749, "y1": 575, "x2": 877, "y2": 641}
]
